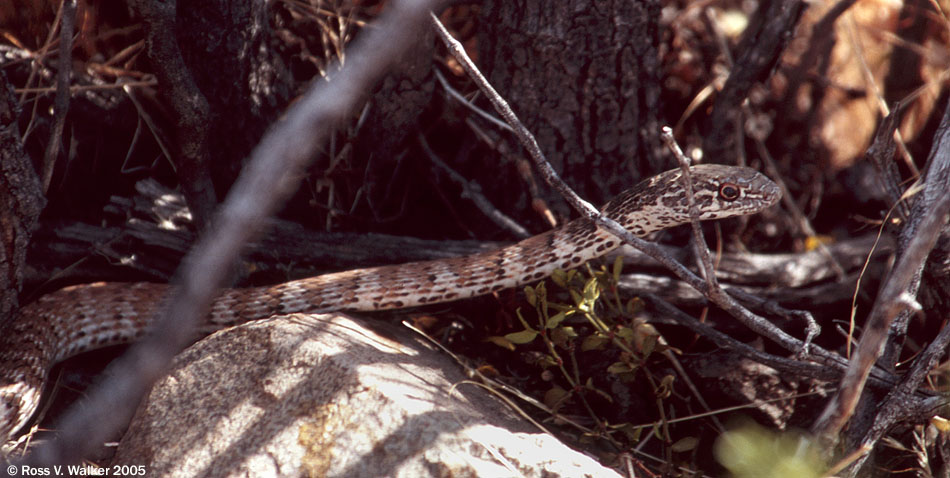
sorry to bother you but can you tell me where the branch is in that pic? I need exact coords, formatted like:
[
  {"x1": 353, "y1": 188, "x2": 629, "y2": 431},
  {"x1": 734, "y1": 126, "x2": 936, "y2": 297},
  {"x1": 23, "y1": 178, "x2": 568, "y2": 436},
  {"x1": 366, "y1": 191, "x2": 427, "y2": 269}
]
[
  {"x1": 812, "y1": 101, "x2": 950, "y2": 448},
  {"x1": 41, "y1": 0, "x2": 75, "y2": 192}
]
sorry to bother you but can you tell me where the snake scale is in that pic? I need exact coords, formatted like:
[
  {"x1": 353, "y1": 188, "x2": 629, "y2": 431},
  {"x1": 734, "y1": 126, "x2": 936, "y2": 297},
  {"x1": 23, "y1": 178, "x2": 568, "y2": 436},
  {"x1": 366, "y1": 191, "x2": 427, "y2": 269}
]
[{"x1": 0, "y1": 164, "x2": 780, "y2": 443}]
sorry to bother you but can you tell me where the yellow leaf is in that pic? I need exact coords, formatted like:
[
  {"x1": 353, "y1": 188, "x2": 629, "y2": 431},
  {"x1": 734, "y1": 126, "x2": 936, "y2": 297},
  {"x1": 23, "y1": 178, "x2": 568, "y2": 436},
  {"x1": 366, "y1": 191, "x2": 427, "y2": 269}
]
[
  {"x1": 804, "y1": 235, "x2": 834, "y2": 251},
  {"x1": 582, "y1": 277, "x2": 601, "y2": 303},
  {"x1": 931, "y1": 416, "x2": 950, "y2": 433},
  {"x1": 485, "y1": 336, "x2": 516, "y2": 351}
]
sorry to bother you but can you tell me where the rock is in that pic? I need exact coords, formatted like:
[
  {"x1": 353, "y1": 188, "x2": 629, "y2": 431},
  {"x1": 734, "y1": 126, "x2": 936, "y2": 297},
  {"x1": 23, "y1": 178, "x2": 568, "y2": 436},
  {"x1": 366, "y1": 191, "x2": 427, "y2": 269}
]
[{"x1": 112, "y1": 313, "x2": 621, "y2": 478}]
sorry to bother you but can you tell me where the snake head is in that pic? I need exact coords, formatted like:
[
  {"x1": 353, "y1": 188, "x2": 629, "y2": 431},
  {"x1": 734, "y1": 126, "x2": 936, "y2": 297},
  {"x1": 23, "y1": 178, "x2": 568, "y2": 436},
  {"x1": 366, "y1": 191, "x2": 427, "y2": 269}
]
[{"x1": 604, "y1": 164, "x2": 781, "y2": 236}]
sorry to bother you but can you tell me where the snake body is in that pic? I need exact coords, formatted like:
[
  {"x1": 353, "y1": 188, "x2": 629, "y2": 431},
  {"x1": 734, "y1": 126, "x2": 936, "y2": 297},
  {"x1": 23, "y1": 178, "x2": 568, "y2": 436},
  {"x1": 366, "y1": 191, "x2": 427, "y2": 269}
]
[{"x1": 0, "y1": 164, "x2": 780, "y2": 442}]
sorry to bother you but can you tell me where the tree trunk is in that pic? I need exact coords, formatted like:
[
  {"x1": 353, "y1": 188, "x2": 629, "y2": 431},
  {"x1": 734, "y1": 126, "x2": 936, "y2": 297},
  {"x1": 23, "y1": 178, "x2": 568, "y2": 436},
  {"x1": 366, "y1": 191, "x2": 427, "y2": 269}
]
[
  {"x1": 0, "y1": 71, "x2": 45, "y2": 324},
  {"x1": 478, "y1": 0, "x2": 664, "y2": 215}
]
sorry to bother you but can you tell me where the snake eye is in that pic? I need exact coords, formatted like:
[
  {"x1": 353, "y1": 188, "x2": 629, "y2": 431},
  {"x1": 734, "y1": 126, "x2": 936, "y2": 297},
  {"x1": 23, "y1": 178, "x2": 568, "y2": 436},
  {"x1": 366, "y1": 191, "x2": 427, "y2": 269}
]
[{"x1": 719, "y1": 183, "x2": 741, "y2": 201}]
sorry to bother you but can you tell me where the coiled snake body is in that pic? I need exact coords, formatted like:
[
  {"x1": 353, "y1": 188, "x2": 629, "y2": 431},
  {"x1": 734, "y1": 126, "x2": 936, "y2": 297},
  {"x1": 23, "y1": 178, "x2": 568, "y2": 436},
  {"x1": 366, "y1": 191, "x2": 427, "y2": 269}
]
[{"x1": 0, "y1": 164, "x2": 780, "y2": 442}]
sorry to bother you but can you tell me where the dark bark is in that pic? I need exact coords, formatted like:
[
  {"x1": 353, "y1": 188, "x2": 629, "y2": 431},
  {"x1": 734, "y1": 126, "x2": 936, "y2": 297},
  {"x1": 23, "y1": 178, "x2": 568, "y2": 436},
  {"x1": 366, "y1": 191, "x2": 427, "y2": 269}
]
[
  {"x1": 354, "y1": 26, "x2": 436, "y2": 212},
  {"x1": 0, "y1": 71, "x2": 45, "y2": 324},
  {"x1": 175, "y1": 0, "x2": 293, "y2": 192},
  {"x1": 130, "y1": 0, "x2": 294, "y2": 228},
  {"x1": 478, "y1": 0, "x2": 664, "y2": 214},
  {"x1": 131, "y1": 0, "x2": 217, "y2": 228}
]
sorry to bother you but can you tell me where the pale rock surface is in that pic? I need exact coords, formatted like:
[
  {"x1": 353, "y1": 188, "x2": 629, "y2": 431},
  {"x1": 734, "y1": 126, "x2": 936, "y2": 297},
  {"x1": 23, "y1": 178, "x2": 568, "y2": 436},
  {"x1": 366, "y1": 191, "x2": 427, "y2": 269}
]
[{"x1": 112, "y1": 313, "x2": 621, "y2": 478}]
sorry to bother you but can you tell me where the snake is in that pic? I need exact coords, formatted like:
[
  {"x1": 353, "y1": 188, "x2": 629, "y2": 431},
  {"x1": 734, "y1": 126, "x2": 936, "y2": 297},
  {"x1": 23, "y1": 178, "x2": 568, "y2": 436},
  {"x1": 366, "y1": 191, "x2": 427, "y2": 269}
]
[{"x1": 0, "y1": 164, "x2": 780, "y2": 443}]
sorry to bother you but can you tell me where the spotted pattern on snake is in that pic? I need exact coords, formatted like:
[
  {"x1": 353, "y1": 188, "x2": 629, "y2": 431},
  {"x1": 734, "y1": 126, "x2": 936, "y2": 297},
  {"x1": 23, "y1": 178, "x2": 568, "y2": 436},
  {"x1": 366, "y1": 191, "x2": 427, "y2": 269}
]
[{"x1": 0, "y1": 164, "x2": 781, "y2": 443}]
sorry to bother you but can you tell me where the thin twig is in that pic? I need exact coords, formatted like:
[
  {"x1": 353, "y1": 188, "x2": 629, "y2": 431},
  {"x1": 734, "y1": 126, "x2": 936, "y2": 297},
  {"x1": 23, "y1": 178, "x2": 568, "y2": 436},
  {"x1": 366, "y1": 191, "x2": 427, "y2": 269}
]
[
  {"x1": 14, "y1": 80, "x2": 159, "y2": 94},
  {"x1": 429, "y1": 13, "x2": 598, "y2": 220},
  {"x1": 434, "y1": 69, "x2": 513, "y2": 133},
  {"x1": 417, "y1": 133, "x2": 530, "y2": 238},
  {"x1": 661, "y1": 127, "x2": 719, "y2": 288},
  {"x1": 42, "y1": 0, "x2": 75, "y2": 193},
  {"x1": 645, "y1": 294, "x2": 836, "y2": 382}
]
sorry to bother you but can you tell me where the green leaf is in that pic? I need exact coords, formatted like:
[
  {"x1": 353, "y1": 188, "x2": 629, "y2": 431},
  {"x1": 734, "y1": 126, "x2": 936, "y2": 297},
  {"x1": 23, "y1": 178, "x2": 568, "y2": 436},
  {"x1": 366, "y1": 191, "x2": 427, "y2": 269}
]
[
  {"x1": 551, "y1": 268, "x2": 567, "y2": 288},
  {"x1": 615, "y1": 326, "x2": 634, "y2": 342},
  {"x1": 543, "y1": 386, "x2": 571, "y2": 410},
  {"x1": 581, "y1": 334, "x2": 609, "y2": 351},
  {"x1": 612, "y1": 255, "x2": 624, "y2": 282},
  {"x1": 715, "y1": 422, "x2": 826, "y2": 478},
  {"x1": 539, "y1": 355, "x2": 559, "y2": 368},
  {"x1": 569, "y1": 289, "x2": 582, "y2": 307},
  {"x1": 556, "y1": 325, "x2": 578, "y2": 339},
  {"x1": 537, "y1": 281, "x2": 548, "y2": 318},
  {"x1": 514, "y1": 308, "x2": 533, "y2": 329},
  {"x1": 632, "y1": 322, "x2": 659, "y2": 356},
  {"x1": 606, "y1": 361, "x2": 635, "y2": 374},
  {"x1": 550, "y1": 327, "x2": 572, "y2": 348},
  {"x1": 671, "y1": 436, "x2": 699, "y2": 453},
  {"x1": 524, "y1": 286, "x2": 537, "y2": 307},
  {"x1": 610, "y1": 423, "x2": 643, "y2": 443},
  {"x1": 536, "y1": 281, "x2": 547, "y2": 302},
  {"x1": 504, "y1": 329, "x2": 539, "y2": 344},
  {"x1": 626, "y1": 297, "x2": 645, "y2": 315},
  {"x1": 640, "y1": 332, "x2": 657, "y2": 357},
  {"x1": 545, "y1": 311, "x2": 568, "y2": 329}
]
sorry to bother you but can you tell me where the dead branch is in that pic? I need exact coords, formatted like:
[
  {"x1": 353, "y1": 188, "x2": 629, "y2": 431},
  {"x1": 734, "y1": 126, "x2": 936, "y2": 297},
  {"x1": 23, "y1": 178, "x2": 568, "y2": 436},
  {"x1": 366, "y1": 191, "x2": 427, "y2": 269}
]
[{"x1": 812, "y1": 101, "x2": 950, "y2": 461}]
